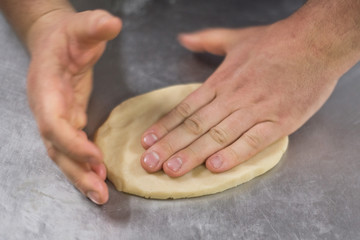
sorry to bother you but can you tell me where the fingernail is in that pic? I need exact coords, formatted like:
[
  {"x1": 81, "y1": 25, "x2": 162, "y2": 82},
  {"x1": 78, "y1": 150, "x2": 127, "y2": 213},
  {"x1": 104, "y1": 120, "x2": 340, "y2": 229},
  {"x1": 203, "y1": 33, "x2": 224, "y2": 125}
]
[
  {"x1": 87, "y1": 191, "x2": 101, "y2": 205},
  {"x1": 143, "y1": 151, "x2": 160, "y2": 168},
  {"x1": 143, "y1": 133, "x2": 158, "y2": 147},
  {"x1": 210, "y1": 156, "x2": 223, "y2": 169},
  {"x1": 167, "y1": 157, "x2": 183, "y2": 172}
]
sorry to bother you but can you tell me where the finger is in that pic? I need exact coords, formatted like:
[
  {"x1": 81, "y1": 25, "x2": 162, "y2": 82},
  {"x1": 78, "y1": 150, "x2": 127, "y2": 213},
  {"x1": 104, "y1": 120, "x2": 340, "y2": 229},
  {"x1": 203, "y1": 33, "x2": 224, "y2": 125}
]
[
  {"x1": 32, "y1": 71, "x2": 101, "y2": 165},
  {"x1": 53, "y1": 150, "x2": 108, "y2": 205},
  {"x1": 178, "y1": 28, "x2": 239, "y2": 55},
  {"x1": 70, "y1": 71, "x2": 93, "y2": 117},
  {"x1": 40, "y1": 117, "x2": 102, "y2": 165},
  {"x1": 140, "y1": 96, "x2": 233, "y2": 172},
  {"x1": 141, "y1": 83, "x2": 216, "y2": 149},
  {"x1": 68, "y1": 106, "x2": 88, "y2": 132},
  {"x1": 44, "y1": 138, "x2": 106, "y2": 181},
  {"x1": 161, "y1": 109, "x2": 256, "y2": 177},
  {"x1": 91, "y1": 162, "x2": 107, "y2": 181},
  {"x1": 206, "y1": 121, "x2": 282, "y2": 172},
  {"x1": 63, "y1": 10, "x2": 122, "y2": 72},
  {"x1": 68, "y1": 10, "x2": 122, "y2": 45}
]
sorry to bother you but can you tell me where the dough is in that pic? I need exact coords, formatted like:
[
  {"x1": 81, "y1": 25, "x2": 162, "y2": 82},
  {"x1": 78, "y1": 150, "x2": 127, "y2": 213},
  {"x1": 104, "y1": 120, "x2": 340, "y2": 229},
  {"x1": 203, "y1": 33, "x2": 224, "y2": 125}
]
[{"x1": 95, "y1": 83, "x2": 288, "y2": 199}]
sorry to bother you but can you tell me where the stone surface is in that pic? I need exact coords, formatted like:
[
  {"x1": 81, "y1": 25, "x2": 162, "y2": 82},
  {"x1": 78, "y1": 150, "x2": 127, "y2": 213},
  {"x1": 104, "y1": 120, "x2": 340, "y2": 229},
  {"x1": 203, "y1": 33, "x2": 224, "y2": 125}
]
[{"x1": 0, "y1": 0, "x2": 359, "y2": 239}]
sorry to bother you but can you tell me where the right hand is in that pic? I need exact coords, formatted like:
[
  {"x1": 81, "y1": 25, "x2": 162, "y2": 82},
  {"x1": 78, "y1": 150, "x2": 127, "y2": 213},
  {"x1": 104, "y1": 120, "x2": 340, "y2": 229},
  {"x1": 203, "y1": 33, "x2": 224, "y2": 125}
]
[{"x1": 26, "y1": 9, "x2": 122, "y2": 204}]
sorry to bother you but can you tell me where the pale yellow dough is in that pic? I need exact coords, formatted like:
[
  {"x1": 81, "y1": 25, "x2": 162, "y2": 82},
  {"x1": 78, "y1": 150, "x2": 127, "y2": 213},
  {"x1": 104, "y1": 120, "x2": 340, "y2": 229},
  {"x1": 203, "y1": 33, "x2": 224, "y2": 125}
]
[{"x1": 95, "y1": 83, "x2": 288, "y2": 199}]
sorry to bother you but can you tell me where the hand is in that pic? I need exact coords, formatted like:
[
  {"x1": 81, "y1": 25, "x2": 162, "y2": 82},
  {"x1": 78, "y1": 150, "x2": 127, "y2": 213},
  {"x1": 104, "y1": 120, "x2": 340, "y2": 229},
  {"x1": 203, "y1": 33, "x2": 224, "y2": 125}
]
[
  {"x1": 27, "y1": 9, "x2": 121, "y2": 204},
  {"x1": 140, "y1": 20, "x2": 345, "y2": 177}
]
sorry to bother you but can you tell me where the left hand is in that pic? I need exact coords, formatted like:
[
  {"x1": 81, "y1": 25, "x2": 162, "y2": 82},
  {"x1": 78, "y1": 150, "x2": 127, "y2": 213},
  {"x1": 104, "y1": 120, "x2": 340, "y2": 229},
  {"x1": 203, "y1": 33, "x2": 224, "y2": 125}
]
[
  {"x1": 139, "y1": 20, "x2": 345, "y2": 177},
  {"x1": 27, "y1": 9, "x2": 122, "y2": 204}
]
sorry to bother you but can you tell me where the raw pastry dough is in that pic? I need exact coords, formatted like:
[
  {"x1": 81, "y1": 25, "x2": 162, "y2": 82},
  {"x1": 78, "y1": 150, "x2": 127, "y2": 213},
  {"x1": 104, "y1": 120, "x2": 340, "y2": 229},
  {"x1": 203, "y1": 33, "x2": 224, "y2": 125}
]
[{"x1": 95, "y1": 83, "x2": 288, "y2": 199}]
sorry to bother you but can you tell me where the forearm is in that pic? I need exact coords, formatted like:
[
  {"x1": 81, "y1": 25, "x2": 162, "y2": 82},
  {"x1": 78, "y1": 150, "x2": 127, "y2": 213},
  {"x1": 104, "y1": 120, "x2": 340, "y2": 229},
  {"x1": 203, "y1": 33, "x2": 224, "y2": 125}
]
[
  {"x1": 0, "y1": 0, "x2": 74, "y2": 49},
  {"x1": 287, "y1": 0, "x2": 360, "y2": 72}
]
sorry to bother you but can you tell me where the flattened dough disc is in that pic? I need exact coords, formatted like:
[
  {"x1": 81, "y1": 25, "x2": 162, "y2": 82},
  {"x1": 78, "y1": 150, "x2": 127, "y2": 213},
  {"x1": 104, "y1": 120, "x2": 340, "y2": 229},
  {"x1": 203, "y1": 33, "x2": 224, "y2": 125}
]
[{"x1": 95, "y1": 83, "x2": 288, "y2": 199}]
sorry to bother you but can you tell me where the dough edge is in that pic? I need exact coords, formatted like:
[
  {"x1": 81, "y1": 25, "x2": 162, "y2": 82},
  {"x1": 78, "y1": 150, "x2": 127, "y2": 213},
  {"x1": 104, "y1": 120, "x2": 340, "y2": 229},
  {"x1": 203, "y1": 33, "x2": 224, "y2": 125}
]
[{"x1": 95, "y1": 83, "x2": 288, "y2": 199}]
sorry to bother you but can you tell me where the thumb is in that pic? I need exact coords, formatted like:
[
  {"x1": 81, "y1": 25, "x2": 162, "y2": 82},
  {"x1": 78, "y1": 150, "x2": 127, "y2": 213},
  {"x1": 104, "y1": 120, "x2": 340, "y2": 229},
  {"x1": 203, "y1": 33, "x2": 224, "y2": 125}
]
[
  {"x1": 178, "y1": 28, "x2": 238, "y2": 56},
  {"x1": 67, "y1": 10, "x2": 122, "y2": 46}
]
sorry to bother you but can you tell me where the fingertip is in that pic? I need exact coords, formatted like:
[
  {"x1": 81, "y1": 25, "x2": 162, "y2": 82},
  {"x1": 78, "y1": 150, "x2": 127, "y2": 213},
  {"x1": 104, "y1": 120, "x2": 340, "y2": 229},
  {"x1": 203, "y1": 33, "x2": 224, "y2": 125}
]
[
  {"x1": 177, "y1": 33, "x2": 188, "y2": 44},
  {"x1": 178, "y1": 32, "x2": 197, "y2": 41},
  {"x1": 98, "y1": 16, "x2": 122, "y2": 32},
  {"x1": 71, "y1": 10, "x2": 122, "y2": 44},
  {"x1": 87, "y1": 191, "x2": 102, "y2": 205},
  {"x1": 86, "y1": 178, "x2": 109, "y2": 205},
  {"x1": 91, "y1": 163, "x2": 107, "y2": 180},
  {"x1": 177, "y1": 33, "x2": 203, "y2": 52},
  {"x1": 162, "y1": 166, "x2": 185, "y2": 178},
  {"x1": 56, "y1": 150, "x2": 109, "y2": 205},
  {"x1": 162, "y1": 163, "x2": 178, "y2": 177},
  {"x1": 93, "y1": 14, "x2": 122, "y2": 41},
  {"x1": 206, "y1": 155, "x2": 225, "y2": 173},
  {"x1": 113, "y1": 17, "x2": 123, "y2": 34},
  {"x1": 140, "y1": 150, "x2": 161, "y2": 173},
  {"x1": 141, "y1": 131, "x2": 159, "y2": 149},
  {"x1": 140, "y1": 134, "x2": 149, "y2": 149},
  {"x1": 87, "y1": 190, "x2": 108, "y2": 205},
  {"x1": 178, "y1": 28, "x2": 231, "y2": 55},
  {"x1": 162, "y1": 157, "x2": 187, "y2": 178}
]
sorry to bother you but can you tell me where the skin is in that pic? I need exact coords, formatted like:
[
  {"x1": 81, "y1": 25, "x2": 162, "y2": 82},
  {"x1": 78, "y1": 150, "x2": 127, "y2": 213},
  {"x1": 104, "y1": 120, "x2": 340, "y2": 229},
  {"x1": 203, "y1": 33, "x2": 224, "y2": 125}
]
[
  {"x1": 1, "y1": 0, "x2": 359, "y2": 204},
  {"x1": 140, "y1": 1, "x2": 360, "y2": 177},
  {"x1": 1, "y1": 0, "x2": 122, "y2": 204},
  {"x1": 26, "y1": 10, "x2": 121, "y2": 205}
]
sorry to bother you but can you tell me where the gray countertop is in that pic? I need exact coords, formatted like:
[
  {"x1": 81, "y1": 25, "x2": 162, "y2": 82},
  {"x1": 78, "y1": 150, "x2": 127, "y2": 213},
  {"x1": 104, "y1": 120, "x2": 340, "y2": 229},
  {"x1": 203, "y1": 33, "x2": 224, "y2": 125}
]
[{"x1": 1, "y1": 0, "x2": 359, "y2": 239}]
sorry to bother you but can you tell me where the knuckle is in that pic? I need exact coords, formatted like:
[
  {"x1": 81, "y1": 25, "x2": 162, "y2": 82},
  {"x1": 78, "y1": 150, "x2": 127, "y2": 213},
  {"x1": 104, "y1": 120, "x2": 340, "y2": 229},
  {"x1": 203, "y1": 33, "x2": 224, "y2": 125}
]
[
  {"x1": 183, "y1": 115, "x2": 203, "y2": 135},
  {"x1": 174, "y1": 102, "x2": 192, "y2": 118},
  {"x1": 157, "y1": 141, "x2": 175, "y2": 155},
  {"x1": 227, "y1": 147, "x2": 240, "y2": 163},
  {"x1": 209, "y1": 127, "x2": 229, "y2": 145},
  {"x1": 186, "y1": 146, "x2": 198, "y2": 159},
  {"x1": 243, "y1": 131, "x2": 262, "y2": 151}
]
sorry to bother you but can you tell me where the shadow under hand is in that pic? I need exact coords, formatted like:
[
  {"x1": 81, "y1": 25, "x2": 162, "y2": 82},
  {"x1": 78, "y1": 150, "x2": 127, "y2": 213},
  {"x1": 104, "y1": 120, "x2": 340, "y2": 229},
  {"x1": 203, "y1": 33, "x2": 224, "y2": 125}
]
[
  {"x1": 85, "y1": 32, "x2": 134, "y2": 140},
  {"x1": 100, "y1": 181, "x2": 132, "y2": 222},
  {"x1": 193, "y1": 52, "x2": 224, "y2": 69}
]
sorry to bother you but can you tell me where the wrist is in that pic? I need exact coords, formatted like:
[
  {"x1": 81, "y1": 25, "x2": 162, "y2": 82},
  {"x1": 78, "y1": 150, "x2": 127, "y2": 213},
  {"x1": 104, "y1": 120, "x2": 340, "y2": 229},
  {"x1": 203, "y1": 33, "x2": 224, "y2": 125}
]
[{"x1": 284, "y1": 1, "x2": 360, "y2": 75}]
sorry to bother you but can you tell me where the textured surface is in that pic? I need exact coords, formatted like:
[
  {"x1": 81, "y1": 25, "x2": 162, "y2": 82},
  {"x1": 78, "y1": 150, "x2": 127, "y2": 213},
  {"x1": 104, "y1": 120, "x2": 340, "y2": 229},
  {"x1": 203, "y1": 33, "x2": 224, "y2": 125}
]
[{"x1": 0, "y1": 0, "x2": 359, "y2": 239}]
